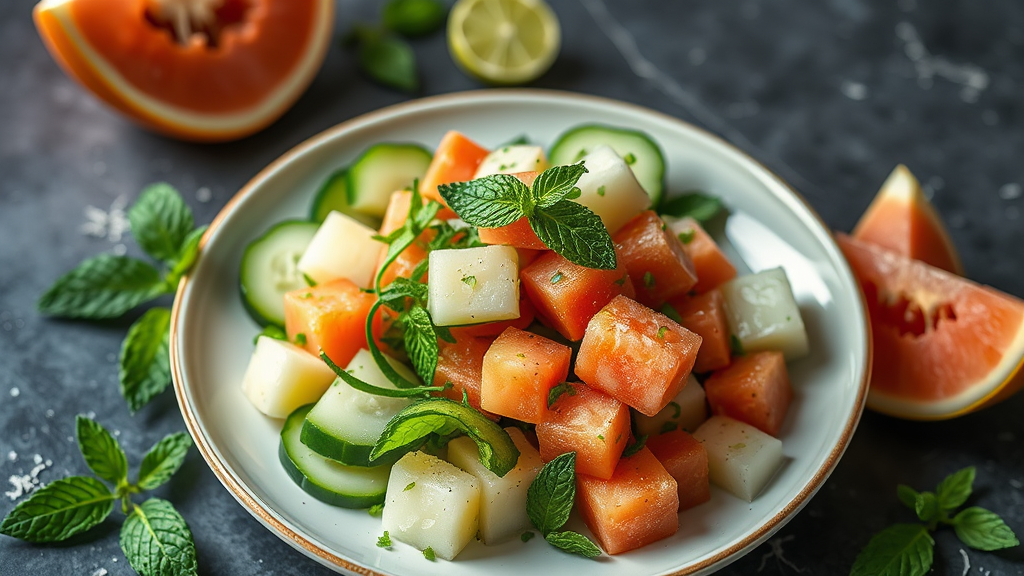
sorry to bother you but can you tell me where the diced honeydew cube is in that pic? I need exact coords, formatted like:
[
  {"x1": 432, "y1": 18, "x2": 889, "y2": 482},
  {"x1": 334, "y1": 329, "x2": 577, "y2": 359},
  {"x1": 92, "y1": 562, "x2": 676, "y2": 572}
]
[
  {"x1": 447, "y1": 427, "x2": 544, "y2": 545},
  {"x1": 474, "y1": 145, "x2": 549, "y2": 178},
  {"x1": 692, "y1": 415, "x2": 783, "y2": 501},
  {"x1": 241, "y1": 336, "x2": 337, "y2": 418},
  {"x1": 296, "y1": 211, "x2": 383, "y2": 288},
  {"x1": 382, "y1": 451, "x2": 481, "y2": 560},
  {"x1": 720, "y1": 267, "x2": 809, "y2": 361},
  {"x1": 304, "y1": 349, "x2": 416, "y2": 445},
  {"x1": 573, "y1": 145, "x2": 652, "y2": 234},
  {"x1": 634, "y1": 375, "x2": 708, "y2": 437},
  {"x1": 427, "y1": 245, "x2": 520, "y2": 326}
]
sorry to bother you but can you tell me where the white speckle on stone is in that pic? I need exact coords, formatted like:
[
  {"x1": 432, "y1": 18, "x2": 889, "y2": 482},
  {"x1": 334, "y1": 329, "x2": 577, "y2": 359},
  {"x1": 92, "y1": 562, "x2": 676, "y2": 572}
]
[
  {"x1": 67, "y1": 436, "x2": 74, "y2": 442},
  {"x1": 688, "y1": 47, "x2": 706, "y2": 66},
  {"x1": 196, "y1": 186, "x2": 212, "y2": 203},
  {"x1": 1006, "y1": 206, "x2": 1019, "y2": 220},
  {"x1": 898, "y1": 0, "x2": 916, "y2": 11},
  {"x1": 981, "y1": 109, "x2": 999, "y2": 126},
  {"x1": 1011, "y1": 479, "x2": 1023, "y2": 490},
  {"x1": 33, "y1": 454, "x2": 42, "y2": 465},
  {"x1": 112, "y1": 558, "x2": 118, "y2": 563},
  {"x1": 113, "y1": 430, "x2": 121, "y2": 437},
  {"x1": 998, "y1": 183, "x2": 1022, "y2": 200},
  {"x1": 841, "y1": 80, "x2": 869, "y2": 101},
  {"x1": 9, "y1": 387, "x2": 19, "y2": 397},
  {"x1": 897, "y1": 22, "x2": 989, "y2": 101},
  {"x1": 86, "y1": 411, "x2": 96, "y2": 419},
  {"x1": 6, "y1": 451, "x2": 15, "y2": 462},
  {"x1": 112, "y1": 243, "x2": 127, "y2": 256},
  {"x1": 81, "y1": 196, "x2": 130, "y2": 242},
  {"x1": 91, "y1": 569, "x2": 108, "y2": 576},
  {"x1": 45, "y1": 409, "x2": 54, "y2": 418},
  {"x1": 5, "y1": 455, "x2": 51, "y2": 500},
  {"x1": 960, "y1": 549, "x2": 970, "y2": 576}
]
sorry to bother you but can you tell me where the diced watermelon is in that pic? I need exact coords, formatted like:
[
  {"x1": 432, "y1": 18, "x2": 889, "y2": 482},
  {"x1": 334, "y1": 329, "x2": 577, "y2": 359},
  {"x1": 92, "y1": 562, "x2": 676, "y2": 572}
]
[
  {"x1": 576, "y1": 446, "x2": 679, "y2": 555},
  {"x1": 450, "y1": 294, "x2": 536, "y2": 339},
  {"x1": 432, "y1": 334, "x2": 498, "y2": 420},
  {"x1": 667, "y1": 216, "x2": 737, "y2": 293},
  {"x1": 646, "y1": 430, "x2": 711, "y2": 511},
  {"x1": 420, "y1": 131, "x2": 490, "y2": 207},
  {"x1": 576, "y1": 295, "x2": 702, "y2": 416},
  {"x1": 521, "y1": 251, "x2": 635, "y2": 341},
  {"x1": 535, "y1": 383, "x2": 629, "y2": 480},
  {"x1": 613, "y1": 211, "x2": 698, "y2": 307},
  {"x1": 283, "y1": 279, "x2": 376, "y2": 368},
  {"x1": 668, "y1": 289, "x2": 731, "y2": 373},
  {"x1": 480, "y1": 327, "x2": 572, "y2": 424},
  {"x1": 515, "y1": 248, "x2": 543, "y2": 269},
  {"x1": 704, "y1": 351, "x2": 792, "y2": 437}
]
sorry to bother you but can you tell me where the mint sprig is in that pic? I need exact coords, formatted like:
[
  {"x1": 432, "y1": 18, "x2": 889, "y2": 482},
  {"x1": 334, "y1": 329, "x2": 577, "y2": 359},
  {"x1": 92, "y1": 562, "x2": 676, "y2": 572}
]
[
  {"x1": 345, "y1": 0, "x2": 448, "y2": 92},
  {"x1": 525, "y1": 452, "x2": 602, "y2": 559},
  {"x1": 1, "y1": 416, "x2": 197, "y2": 575},
  {"x1": 119, "y1": 307, "x2": 173, "y2": 413},
  {"x1": 438, "y1": 164, "x2": 618, "y2": 270},
  {"x1": 851, "y1": 467, "x2": 1018, "y2": 576}
]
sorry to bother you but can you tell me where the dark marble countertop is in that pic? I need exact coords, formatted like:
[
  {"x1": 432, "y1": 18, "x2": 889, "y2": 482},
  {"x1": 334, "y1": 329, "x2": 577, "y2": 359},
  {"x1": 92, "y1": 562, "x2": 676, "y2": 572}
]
[{"x1": 2, "y1": 0, "x2": 1023, "y2": 574}]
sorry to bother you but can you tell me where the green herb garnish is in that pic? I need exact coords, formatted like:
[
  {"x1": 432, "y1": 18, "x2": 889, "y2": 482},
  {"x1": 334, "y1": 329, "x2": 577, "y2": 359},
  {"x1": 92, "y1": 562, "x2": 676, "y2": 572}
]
[
  {"x1": 461, "y1": 275, "x2": 477, "y2": 288},
  {"x1": 596, "y1": 185, "x2": 606, "y2": 197},
  {"x1": 657, "y1": 326, "x2": 668, "y2": 339},
  {"x1": 623, "y1": 152, "x2": 637, "y2": 165},
  {"x1": 547, "y1": 382, "x2": 577, "y2": 407},
  {"x1": 622, "y1": 435, "x2": 648, "y2": 458},
  {"x1": 643, "y1": 271, "x2": 656, "y2": 288},
  {"x1": 294, "y1": 333, "x2": 307, "y2": 346},
  {"x1": 660, "y1": 421, "x2": 679, "y2": 434},
  {"x1": 659, "y1": 192, "x2": 724, "y2": 223},
  {"x1": 730, "y1": 334, "x2": 745, "y2": 356},
  {"x1": 423, "y1": 546, "x2": 436, "y2": 561},
  {"x1": 404, "y1": 482, "x2": 416, "y2": 491},
  {"x1": 678, "y1": 229, "x2": 696, "y2": 244},
  {"x1": 526, "y1": 453, "x2": 601, "y2": 558},
  {"x1": 377, "y1": 531, "x2": 392, "y2": 548},
  {"x1": 521, "y1": 531, "x2": 535, "y2": 542},
  {"x1": 368, "y1": 503, "x2": 385, "y2": 516}
]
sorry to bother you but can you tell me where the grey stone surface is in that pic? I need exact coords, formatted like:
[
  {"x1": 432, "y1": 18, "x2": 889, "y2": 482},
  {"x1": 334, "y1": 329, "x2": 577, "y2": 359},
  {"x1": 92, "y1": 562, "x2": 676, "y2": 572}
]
[{"x1": 2, "y1": 0, "x2": 1023, "y2": 574}]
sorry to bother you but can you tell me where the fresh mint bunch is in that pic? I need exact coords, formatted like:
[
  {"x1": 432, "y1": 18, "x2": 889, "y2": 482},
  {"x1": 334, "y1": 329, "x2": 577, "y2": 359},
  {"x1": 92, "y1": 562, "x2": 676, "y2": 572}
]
[
  {"x1": 0, "y1": 416, "x2": 196, "y2": 576},
  {"x1": 525, "y1": 452, "x2": 602, "y2": 558},
  {"x1": 345, "y1": 0, "x2": 448, "y2": 92},
  {"x1": 439, "y1": 163, "x2": 618, "y2": 270},
  {"x1": 38, "y1": 183, "x2": 207, "y2": 412},
  {"x1": 851, "y1": 467, "x2": 1018, "y2": 576}
]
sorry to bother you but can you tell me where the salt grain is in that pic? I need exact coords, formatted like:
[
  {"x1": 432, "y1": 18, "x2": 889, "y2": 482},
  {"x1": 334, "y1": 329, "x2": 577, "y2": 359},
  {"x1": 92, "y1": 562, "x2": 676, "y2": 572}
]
[
  {"x1": 998, "y1": 183, "x2": 1022, "y2": 200},
  {"x1": 841, "y1": 80, "x2": 869, "y2": 101},
  {"x1": 45, "y1": 409, "x2": 54, "y2": 418},
  {"x1": 87, "y1": 411, "x2": 96, "y2": 419},
  {"x1": 196, "y1": 186, "x2": 212, "y2": 203},
  {"x1": 9, "y1": 387, "x2": 19, "y2": 397},
  {"x1": 91, "y1": 569, "x2": 108, "y2": 576},
  {"x1": 6, "y1": 451, "x2": 15, "y2": 462},
  {"x1": 5, "y1": 456, "x2": 51, "y2": 500}
]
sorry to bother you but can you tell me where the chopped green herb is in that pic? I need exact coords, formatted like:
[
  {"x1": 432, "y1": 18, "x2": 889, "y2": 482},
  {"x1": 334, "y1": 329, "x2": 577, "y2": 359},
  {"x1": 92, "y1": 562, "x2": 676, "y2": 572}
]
[
  {"x1": 661, "y1": 222, "x2": 667, "y2": 231},
  {"x1": 786, "y1": 315, "x2": 792, "y2": 322},
  {"x1": 294, "y1": 333, "x2": 307, "y2": 346},
  {"x1": 622, "y1": 435, "x2": 648, "y2": 457},
  {"x1": 499, "y1": 164, "x2": 508, "y2": 171},
  {"x1": 517, "y1": 353, "x2": 526, "y2": 358},
  {"x1": 368, "y1": 503, "x2": 384, "y2": 516},
  {"x1": 659, "y1": 192, "x2": 724, "y2": 223},
  {"x1": 678, "y1": 229, "x2": 696, "y2": 244},
  {"x1": 623, "y1": 152, "x2": 637, "y2": 165},
  {"x1": 302, "y1": 292, "x2": 314, "y2": 299},
  {"x1": 657, "y1": 326, "x2": 668, "y2": 339},
  {"x1": 597, "y1": 434, "x2": 605, "y2": 441},
  {"x1": 730, "y1": 334, "x2": 745, "y2": 356},
  {"x1": 423, "y1": 546, "x2": 436, "y2": 561},
  {"x1": 614, "y1": 275, "x2": 627, "y2": 286},
  {"x1": 461, "y1": 275, "x2": 477, "y2": 288},
  {"x1": 303, "y1": 273, "x2": 317, "y2": 287},
  {"x1": 521, "y1": 531, "x2": 535, "y2": 542},
  {"x1": 377, "y1": 531, "x2": 392, "y2": 548},
  {"x1": 660, "y1": 421, "x2": 679, "y2": 434},
  {"x1": 668, "y1": 401, "x2": 681, "y2": 418},
  {"x1": 551, "y1": 271, "x2": 564, "y2": 284},
  {"x1": 643, "y1": 272, "x2": 656, "y2": 288},
  {"x1": 548, "y1": 382, "x2": 577, "y2": 407},
  {"x1": 596, "y1": 185, "x2": 606, "y2": 197},
  {"x1": 660, "y1": 303, "x2": 682, "y2": 324},
  {"x1": 404, "y1": 482, "x2": 416, "y2": 491}
]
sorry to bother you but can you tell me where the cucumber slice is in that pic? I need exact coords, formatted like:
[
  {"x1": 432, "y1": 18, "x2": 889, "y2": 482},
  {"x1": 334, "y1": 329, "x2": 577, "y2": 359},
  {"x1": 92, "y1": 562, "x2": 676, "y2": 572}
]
[
  {"x1": 548, "y1": 124, "x2": 666, "y2": 207},
  {"x1": 309, "y1": 168, "x2": 380, "y2": 228},
  {"x1": 346, "y1": 144, "x2": 433, "y2": 218},
  {"x1": 300, "y1": 349, "x2": 417, "y2": 466},
  {"x1": 240, "y1": 220, "x2": 319, "y2": 327},
  {"x1": 280, "y1": 404, "x2": 391, "y2": 508}
]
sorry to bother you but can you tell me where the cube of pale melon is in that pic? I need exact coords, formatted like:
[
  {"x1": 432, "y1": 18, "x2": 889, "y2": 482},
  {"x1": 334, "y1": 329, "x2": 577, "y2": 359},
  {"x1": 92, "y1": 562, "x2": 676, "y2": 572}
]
[
  {"x1": 573, "y1": 145, "x2": 652, "y2": 234},
  {"x1": 241, "y1": 336, "x2": 337, "y2": 418},
  {"x1": 720, "y1": 267, "x2": 809, "y2": 360},
  {"x1": 474, "y1": 145, "x2": 549, "y2": 178},
  {"x1": 447, "y1": 427, "x2": 543, "y2": 544},
  {"x1": 297, "y1": 211, "x2": 383, "y2": 288},
  {"x1": 382, "y1": 451, "x2": 481, "y2": 560},
  {"x1": 634, "y1": 375, "x2": 708, "y2": 437},
  {"x1": 304, "y1": 349, "x2": 416, "y2": 447},
  {"x1": 692, "y1": 415, "x2": 783, "y2": 501},
  {"x1": 427, "y1": 245, "x2": 520, "y2": 326}
]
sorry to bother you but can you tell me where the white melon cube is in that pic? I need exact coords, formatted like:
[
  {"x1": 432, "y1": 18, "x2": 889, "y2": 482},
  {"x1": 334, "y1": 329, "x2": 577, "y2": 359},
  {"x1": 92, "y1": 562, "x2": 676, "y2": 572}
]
[
  {"x1": 634, "y1": 375, "x2": 708, "y2": 437},
  {"x1": 382, "y1": 451, "x2": 481, "y2": 560},
  {"x1": 720, "y1": 267, "x2": 809, "y2": 360},
  {"x1": 427, "y1": 245, "x2": 520, "y2": 326},
  {"x1": 447, "y1": 427, "x2": 543, "y2": 544},
  {"x1": 474, "y1": 145, "x2": 549, "y2": 178},
  {"x1": 296, "y1": 211, "x2": 383, "y2": 288},
  {"x1": 305, "y1": 349, "x2": 416, "y2": 445},
  {"x1": 241, "y1": 336, "x2": 336, "y2": 418},
  {"x1": 573, "y1": 145, "x2": 652, "y2": 234},
  {"x1": 693, "y1": 416, "x2": 783, "y2": 501}
]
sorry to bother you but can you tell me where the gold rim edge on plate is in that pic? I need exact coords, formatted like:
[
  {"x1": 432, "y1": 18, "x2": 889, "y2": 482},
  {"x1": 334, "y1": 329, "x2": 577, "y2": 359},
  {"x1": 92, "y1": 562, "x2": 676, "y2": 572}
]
[{"x1": 169, "y1": 88, "x2": 873, "y2": 576}]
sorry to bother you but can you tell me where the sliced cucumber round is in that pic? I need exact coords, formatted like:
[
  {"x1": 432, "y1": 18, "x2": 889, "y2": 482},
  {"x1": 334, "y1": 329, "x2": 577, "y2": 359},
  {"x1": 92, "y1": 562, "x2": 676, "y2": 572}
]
[
  {"x1": 239, "y1": 220, "x2": 319, "y2": 327},
  {"x1": 549, "y1": 124, "x2": 666, "y2": 207},
  {"x1": 279, "y1": 404, "x2": 391, "y2": 508},
  {"x1": 309, "y1": 168, "x2": 380, "y2": 228},
  {"x1": 346, "y1": 143, "x2": 433, "y2": 217}
]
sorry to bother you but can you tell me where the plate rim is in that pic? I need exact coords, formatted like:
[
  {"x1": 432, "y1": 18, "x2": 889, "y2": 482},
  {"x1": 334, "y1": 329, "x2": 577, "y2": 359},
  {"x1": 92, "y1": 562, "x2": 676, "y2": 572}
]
[{"x1": 169, "y1": 88, "x2": 872, "y2": 576}]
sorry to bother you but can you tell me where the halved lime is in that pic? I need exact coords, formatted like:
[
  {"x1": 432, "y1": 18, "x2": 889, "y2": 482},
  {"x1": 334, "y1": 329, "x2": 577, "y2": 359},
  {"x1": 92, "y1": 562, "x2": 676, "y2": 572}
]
[{"x1": 448, "y1": 0, "x2": 561, "y2": 85}]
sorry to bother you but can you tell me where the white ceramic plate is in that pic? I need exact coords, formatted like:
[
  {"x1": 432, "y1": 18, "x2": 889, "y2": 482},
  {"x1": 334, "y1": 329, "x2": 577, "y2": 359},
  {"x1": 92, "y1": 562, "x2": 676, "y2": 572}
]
[{"x1": 171, "y1": 90, "x2": 871, "y2": 576}]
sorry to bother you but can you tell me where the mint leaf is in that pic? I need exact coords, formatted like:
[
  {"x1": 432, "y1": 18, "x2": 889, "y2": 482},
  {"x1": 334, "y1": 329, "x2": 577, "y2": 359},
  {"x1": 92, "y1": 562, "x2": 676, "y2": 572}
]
[
  {"x1": 254, "y1": 325, "x2": 287, "y2": 345},
  {"x1": 545, "y1": 531, "x2": 602, "y2": 558},
  {"x1": 438, "y1": 174, "x2": 529, "y2": 228},
  {"x1": 402, "y1": 305, "x2": 439, "y2": 386},
  {"x1": 120, "y1": 498, "x2": 198, "y2": 576},
  {"x1": 547, "y1": 382, "x2": 577, "y2": 407},
  {"x1": 370, "y1": 399, "x2": 520, "y2": 477},
  {"x1": 0, "y1": 476, "x2": 114, "y2": 543},
  {"x1": 38, "y1": 255, "x2": 168, "y2": 319},
  {"x1": 167, "y1": 225, "x2": 207, "y2": 282},
  {"x1": 137, "y1": 433, "x2": 193, "y2": 491},
  {"x1": 129, "y1": 183, "x2": 196, "y2": 264},
  {"x1": 322, "y1": 351, "x2": 443, "y2": 398},
  {"x1": 358, "y1": 32, "x2": 418, "y2": 92},
  {"x1": 622, "y1": 434, "x2": 648, "y2": 458},
  {"x1": 660, "y1": 303, "x2": 683, "y2": 323},
  {"x1": 76, "y1": 416, "x2": 127, "y2": 486},
  {"x1": 659, "y1": 192, "x2": 723, "y2": 223},
  {"x1": 914, "y1": 491, "x2": 939, "y2": 523},
  {"x1": 532, "y1": 164, "x2": 588, "y2": 208},
  {"x1": 952, "y1": 507, "x2": 1019, "y2": 551},
  {"x1": 896, "y1": 485, "x2": 919, "y2": 510},
  {"x1": 850, "y1": 523, "x2": 934, "y2": 576},
  {"x1": 527, "y1": 452, "x2": 576, "y2": 535},
  {"x1": 529, "y1": 201, "x2": 616, "y2": 270},
  {"x1": 119, "y1": 307, "x2": 172, "y2": 413},
  {"x1": 935, "y1": 467, "x2": 975, "y2": 511},
  {"x1": 380, "y1": 277, "x2": 428, "y2": 311},
  {"x1": 383, "y1": 0, "x2": 446, "y2": 37}
]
